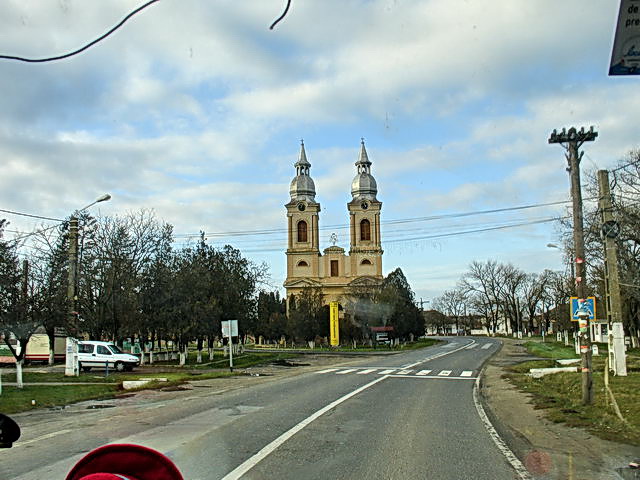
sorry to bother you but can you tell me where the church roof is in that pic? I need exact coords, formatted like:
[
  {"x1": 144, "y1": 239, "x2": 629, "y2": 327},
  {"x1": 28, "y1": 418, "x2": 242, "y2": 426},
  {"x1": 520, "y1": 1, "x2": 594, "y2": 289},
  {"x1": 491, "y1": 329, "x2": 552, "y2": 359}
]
[
  {"x1": 351, "y1": 139, "x2": 378, "y2": 201},
  {"x1": 289, "y1": 141, "x2": 317, "y2": 202}
]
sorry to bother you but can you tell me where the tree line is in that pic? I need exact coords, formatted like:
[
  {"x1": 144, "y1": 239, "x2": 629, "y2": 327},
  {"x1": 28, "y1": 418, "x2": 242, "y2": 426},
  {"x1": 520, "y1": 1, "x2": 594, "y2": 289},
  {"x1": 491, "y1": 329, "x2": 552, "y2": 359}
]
[
  {"x1": 1, "y1": 210, "x2": 425, "y2": 381},
  {"x1": 429, "y1": 151, "x2": 640, "y2": 343}
]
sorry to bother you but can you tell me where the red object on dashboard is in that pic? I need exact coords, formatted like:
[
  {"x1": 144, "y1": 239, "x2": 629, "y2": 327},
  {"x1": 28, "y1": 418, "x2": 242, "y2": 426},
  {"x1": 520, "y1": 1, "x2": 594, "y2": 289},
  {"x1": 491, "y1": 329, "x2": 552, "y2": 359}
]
[{"x1": 66, "y1": 444, "x2": 184, "y2": 480}]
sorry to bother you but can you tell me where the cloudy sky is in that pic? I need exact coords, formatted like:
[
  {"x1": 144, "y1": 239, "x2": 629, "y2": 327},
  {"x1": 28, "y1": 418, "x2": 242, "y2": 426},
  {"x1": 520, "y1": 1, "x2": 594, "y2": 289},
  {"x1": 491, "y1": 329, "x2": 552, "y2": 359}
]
[{"x1": 1, "y1": 0, "x2": 637, "y2": 302}]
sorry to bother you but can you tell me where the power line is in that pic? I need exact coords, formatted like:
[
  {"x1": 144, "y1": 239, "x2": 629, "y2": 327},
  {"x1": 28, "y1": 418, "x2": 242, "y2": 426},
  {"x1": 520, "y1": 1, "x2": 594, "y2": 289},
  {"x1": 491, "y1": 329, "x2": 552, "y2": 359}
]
[
  {"x1": 172, "y1": 198, "x2": 579, "y2": 239},
  {"x1": 270, "y1": 0, "x2": 292, "y2": 30},
  {"x1": 238, "y1": 216, "x2": 565, "y2": 253},
  {"x1": 0, "y1": 0, "x2": 160, "y2": 63},
  {"x1": 0, "y1": 207, "x2": 64, "y2": 222}
]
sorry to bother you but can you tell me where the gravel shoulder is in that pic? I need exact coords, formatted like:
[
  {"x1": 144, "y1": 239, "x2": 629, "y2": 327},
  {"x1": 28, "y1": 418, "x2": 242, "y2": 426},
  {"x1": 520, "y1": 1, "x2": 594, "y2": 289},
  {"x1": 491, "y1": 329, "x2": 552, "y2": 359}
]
[{"x1": 480, "y1": 337, "x2": 639, "y2": 480}]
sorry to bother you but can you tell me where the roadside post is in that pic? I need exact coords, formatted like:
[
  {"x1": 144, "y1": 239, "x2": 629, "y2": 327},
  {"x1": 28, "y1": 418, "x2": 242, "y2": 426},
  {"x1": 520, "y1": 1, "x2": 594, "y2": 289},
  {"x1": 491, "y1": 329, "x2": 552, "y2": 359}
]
[
  {"x1": 65, "y1": 337, "x2": 79, "y2": 377},
  {"x1": 222, "y1": 320, "x2": 238, "y2": 372},
  {"x1": 329, "y1": 302, "x2": 339, "y2": 347}
]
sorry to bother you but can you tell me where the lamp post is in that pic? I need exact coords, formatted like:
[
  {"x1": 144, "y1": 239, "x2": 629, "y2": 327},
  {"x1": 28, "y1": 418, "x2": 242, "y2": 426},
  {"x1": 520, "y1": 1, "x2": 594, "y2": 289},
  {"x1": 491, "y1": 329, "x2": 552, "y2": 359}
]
[{"x1": 67, "y1": 194, "x2": 111, "y2": 335}]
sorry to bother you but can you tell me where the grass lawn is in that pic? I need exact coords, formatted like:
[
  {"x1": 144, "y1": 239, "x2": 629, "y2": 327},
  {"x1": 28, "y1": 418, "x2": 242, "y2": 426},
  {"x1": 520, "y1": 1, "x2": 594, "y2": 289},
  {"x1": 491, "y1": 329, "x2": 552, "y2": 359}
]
[
  {"x1": 505, "y1": 339, "x2": 640, "y2": 446},
  {"x1": 0, "y1": 384, "x2": 118, "y2": 414}
]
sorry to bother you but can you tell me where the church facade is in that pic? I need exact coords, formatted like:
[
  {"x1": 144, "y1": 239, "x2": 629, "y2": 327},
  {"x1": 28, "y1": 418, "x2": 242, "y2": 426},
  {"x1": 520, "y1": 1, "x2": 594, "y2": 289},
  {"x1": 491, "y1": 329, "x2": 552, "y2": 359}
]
[{"x1": 284, "y1": 140, "x2": 383, "y2": 309}]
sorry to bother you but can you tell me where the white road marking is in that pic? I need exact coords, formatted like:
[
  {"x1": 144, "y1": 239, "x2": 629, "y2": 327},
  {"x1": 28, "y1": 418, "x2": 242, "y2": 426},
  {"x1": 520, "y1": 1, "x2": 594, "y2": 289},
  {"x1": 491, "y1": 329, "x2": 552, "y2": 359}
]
[
  {"x1": 460, "y1": 371, "x2": 474, "y2": 377},
  {"x1": 317, "y1": 368, "x2": 339, "y2": 374},
  {"x1": 396, "y1": 370, "x2": 413, "y2": 375},
  {"x1": 356, "y1": 369, "x2": 377, "y2": 375},
  {"x1": 388, "y1": 375, "x2": 476, "y2": 380},
  {"x1": 335, "y1": 369, "x2": 358, "y2": 375},
  {"x1": 416, "y1": 369, "x2": 432, "y2": 376},
  {"x1": 442, "y1": 342, "x2": 458, "y2": 348},
  {"x1": 466, "y1": 344, "x2": 478, "y2": 349},
  {"x1": 14, "y1": 429, "x2": 71, "y2": 447},
  {"x1": 378, "y1": 369, "x2": 395, "y2": 375},
  {"x1": 473, "y1": 376, "x2": 532, "y2": 480},
  {"x1": 481, "y1": 343, "x2": 492, "y2": 350},
  {"x1": 400, "y1": 361, "x2": 422, "y2": 368},
  {"x1": 438, "y1": 370, "x2": 452, "y2": 376},
  {"x1": 220, "y1": 376, "x2": 387, "y2": 480}
]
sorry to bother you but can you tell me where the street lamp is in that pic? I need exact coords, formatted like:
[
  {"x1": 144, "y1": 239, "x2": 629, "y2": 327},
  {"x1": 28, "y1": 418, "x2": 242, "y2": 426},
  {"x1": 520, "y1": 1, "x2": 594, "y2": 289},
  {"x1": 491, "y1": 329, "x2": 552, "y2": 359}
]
[
  {"x1": 547, "y1": 243, "x2": 575, "y2": 291},
  {"x1": 68, "y1": 194, "x2": 111, "y2": 331}
]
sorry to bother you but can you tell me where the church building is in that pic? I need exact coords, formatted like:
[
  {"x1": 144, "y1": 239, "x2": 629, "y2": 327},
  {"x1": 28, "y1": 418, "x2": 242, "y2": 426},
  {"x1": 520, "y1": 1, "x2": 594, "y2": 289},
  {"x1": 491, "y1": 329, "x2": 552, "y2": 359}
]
[{"x1": 284, "y1": 140, "x2": 384, "y2": 309}]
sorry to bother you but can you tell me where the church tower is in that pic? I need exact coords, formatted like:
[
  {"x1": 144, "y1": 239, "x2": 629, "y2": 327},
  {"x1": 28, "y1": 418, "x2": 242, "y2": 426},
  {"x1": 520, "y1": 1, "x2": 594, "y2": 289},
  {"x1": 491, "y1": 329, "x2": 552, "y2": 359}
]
[
  {"x1": 285, "y1": 141, "x2": 321, "y2": 281},
  {"x1": 347, "y1": 140, "x2": 383, "y2": 278}
]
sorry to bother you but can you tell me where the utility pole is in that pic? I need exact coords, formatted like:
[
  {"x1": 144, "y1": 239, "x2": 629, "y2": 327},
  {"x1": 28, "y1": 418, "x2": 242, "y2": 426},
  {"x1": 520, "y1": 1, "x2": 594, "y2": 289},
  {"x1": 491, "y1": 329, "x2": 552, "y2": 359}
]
[
  {"x1": 549, "y1": 126, "x2": 598, "y2": 405},
  {"x1": 597, "y1": 169, "x2": 627, "y2": 376},
  {"x1": 67, "y1": 216, "x2": 79, "y2": 335}
]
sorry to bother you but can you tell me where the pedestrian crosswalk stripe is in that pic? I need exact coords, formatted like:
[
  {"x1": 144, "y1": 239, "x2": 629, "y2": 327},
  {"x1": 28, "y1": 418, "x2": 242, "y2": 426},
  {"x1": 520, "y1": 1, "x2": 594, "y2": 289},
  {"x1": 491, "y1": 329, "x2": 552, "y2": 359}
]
[
  {"x1": 466, "y1": 344, "x2": 478, "y2": 349},
  {"x1": 317, "y1": 368, "x2": 339, "y2": 374},
  {"x1": 318, "y1": 368, "x2": 477, "y2": 379},
  {"x1": 481, "y1": 343, "x2": 492, "y2": 349}
]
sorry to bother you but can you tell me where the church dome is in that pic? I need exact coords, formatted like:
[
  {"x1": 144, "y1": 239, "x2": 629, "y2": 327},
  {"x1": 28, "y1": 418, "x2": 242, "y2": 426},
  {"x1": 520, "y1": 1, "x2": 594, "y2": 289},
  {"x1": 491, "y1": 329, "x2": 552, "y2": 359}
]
[
  {"x1": 289, "y1": 141, "x2": 316, "y2": 202},
  {"x1": 351, "y1": 140, "x2": 378, "y2": 200}
]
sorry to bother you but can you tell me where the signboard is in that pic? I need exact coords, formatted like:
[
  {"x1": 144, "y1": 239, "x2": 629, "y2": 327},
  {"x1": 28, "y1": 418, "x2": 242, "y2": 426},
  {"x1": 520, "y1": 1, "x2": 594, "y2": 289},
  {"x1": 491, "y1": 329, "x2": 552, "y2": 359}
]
[
  {"x1": 329, "y1": 301, "x2": 339, "y2": 346},
  {"x1": 569, "y1": 297, "x2": 596, "y2": 322},
  {"x1": 609, "y1": 0, "x2": 640, "y2": 75},
  {"x1": 221, "y1": 320, "x2": 238, "y2": 338}
]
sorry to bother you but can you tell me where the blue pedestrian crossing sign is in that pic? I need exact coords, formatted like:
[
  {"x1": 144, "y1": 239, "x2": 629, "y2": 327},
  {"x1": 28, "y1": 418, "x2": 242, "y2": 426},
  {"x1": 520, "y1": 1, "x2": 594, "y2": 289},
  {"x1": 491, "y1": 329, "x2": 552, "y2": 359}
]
[{"x1": 570, "y1": 297, "x2": 596, "y2": 322}]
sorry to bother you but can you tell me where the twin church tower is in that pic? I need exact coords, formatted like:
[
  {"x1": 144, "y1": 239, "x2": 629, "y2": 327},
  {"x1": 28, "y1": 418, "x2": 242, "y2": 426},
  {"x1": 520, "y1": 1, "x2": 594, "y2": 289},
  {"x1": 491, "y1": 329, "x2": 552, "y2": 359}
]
[{"x1": 284, "y1": 140, "x2": 384, "y2": 307}]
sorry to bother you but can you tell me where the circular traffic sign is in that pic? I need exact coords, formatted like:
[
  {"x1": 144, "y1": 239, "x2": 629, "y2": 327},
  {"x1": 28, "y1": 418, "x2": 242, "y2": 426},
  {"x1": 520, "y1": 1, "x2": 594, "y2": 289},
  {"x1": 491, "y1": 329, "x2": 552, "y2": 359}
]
[{"x1": 602, "y1": 220, "x2": 621, "y2": 239}]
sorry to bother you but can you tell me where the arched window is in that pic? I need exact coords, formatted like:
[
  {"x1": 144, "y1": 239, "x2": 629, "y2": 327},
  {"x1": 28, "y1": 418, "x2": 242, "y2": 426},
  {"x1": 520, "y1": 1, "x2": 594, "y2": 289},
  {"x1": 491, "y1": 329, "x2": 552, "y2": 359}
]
[
  {"x1": 361, "y1": 259, "x2": 372, "y2": 265},
  {"x1": 297, "y1": 220, "x2": 308, "y2": 243},
  {"x1": 360, "y1": 219, "x2": 371, "y2": 241},
  {"x1": 297, "y1": 260, "x2": 309, "y2": 267}
]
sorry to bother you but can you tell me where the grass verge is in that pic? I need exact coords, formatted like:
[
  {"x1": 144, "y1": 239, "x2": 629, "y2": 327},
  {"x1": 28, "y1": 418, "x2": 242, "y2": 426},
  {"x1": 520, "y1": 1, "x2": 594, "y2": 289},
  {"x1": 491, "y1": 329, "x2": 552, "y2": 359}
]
[
  {"x1": 505, "y1": 340, "x2": 640, "y2": 446},
  {"x1": 0, "y1": 384, "x2": 118, "y2": 414}
]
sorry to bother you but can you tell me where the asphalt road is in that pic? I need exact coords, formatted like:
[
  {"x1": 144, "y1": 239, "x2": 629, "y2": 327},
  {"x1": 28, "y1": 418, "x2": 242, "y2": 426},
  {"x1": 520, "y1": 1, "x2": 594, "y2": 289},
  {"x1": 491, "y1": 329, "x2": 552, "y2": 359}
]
[{"x1": 1, "y1": 337, "x2": 523, "y2": 480}]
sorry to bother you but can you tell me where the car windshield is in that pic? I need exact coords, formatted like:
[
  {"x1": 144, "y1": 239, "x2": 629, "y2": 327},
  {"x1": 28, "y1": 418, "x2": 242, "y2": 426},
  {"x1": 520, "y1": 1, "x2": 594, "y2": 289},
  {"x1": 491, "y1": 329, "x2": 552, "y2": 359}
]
[{"x1": 1, "y1": 2, "x2": 639, "y2": 480}]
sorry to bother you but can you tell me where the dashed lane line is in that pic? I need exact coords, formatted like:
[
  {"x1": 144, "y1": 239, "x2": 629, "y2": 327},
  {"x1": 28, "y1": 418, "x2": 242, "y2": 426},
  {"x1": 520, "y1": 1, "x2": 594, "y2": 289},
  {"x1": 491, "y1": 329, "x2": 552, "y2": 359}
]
[
  {"x1": 460, "y1": 371, "x2": 474, "y2": 377},
  {"x1": 438, "y1": 370, "x2": 452, "y2": 376},
  {"x1": 356, "y1": 369, "x2": 377, "y2": 375},
  {"x1": 220, "y1": 376, "x2": 387, "y2": 480},
  {"x1": 335, "y1": 369, "x2": 357, "y2": 375},
  {"x1": 481, "y1": 343, "x2": 493, "y2": 349},
  {"x1": 416, "y1": 370, "x2": 432, "y2": 376}
]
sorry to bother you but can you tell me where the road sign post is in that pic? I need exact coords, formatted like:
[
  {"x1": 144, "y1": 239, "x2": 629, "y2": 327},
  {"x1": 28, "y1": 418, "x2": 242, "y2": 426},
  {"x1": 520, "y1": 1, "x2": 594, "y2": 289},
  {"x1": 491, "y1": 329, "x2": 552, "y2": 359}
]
[
  {"x1": 222, "y1": 320, "x2": 238, "y2": 372},
  {"x1": 329, "y1": 302, "x2": 339, "y2": 346}
]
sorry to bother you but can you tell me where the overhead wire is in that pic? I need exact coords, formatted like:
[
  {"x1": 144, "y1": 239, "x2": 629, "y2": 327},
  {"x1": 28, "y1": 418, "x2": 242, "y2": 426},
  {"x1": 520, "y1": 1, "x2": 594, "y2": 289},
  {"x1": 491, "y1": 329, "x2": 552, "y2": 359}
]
[
  {"x1": 171, "y1": 198, "x2": 581, "y2": 240},
  {"x1": 0, "y1": 0, "x2": 160, "y2": 63},
  {"x1": 0, "y1": 207, "x2": 64, "y2": 222}
]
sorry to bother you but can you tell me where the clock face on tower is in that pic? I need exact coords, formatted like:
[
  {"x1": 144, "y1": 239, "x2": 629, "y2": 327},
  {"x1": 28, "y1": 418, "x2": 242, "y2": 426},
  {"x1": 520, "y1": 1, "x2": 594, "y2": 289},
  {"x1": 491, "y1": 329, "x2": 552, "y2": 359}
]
[
  {"x1": 361, "y1": 202, "x2": 369, "y2": 210},
  {"x1": 297, "y1": 202, "x2": 306, "y2": 212}
]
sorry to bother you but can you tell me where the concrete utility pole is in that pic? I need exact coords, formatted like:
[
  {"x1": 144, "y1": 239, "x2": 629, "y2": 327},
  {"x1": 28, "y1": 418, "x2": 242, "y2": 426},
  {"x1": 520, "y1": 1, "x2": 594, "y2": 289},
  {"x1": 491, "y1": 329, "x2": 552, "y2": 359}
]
[
  {"x1": 549, "y1": 126, "x2": 598, "y2": 405},
  {"x1": 597, "y1": 169, "x2": 627, "y2": 376},
  {"x1": 67, "y1": 216, "x2": 79, "y2": 334}
]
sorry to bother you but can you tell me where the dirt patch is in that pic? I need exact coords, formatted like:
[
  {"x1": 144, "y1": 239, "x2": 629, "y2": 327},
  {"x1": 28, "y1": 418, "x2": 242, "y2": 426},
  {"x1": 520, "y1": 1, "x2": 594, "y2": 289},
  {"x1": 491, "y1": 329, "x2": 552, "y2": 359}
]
[{"x1": 481, "y1": 338, "x2": 639, "y2": 479}]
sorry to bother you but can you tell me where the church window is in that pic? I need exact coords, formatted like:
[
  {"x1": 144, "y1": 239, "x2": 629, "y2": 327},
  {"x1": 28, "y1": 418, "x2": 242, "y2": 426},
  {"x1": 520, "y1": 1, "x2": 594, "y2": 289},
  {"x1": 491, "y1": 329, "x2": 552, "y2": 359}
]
[
  {"x1": 330, "y1": 260, "x2": 339, "y2": 277},
  {"x1": 361, "y1": 259, "x2": 372, "y2": 265},
  {"x1": 360, "y1": 219, "x2": 371, "y2": 241},
  {"x1": 297, "y1": 260, "x2": 309, "y2": 267},
  {"x1": 297, "y1": 220, "x2": 308, "y2": 242}
]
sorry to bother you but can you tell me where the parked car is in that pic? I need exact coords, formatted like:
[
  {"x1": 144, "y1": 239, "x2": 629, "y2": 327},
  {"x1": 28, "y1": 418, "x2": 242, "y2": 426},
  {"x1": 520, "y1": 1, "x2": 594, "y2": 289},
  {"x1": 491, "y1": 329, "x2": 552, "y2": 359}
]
[{"x1": 78, "y1": 341, "x2": 140, "y2": 372}]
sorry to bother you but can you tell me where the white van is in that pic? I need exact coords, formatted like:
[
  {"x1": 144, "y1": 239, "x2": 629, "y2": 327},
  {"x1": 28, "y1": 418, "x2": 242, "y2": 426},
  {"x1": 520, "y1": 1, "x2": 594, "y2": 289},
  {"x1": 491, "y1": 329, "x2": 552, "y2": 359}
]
[{"x1": 78, "y1": 341, "x2": 140, "y2": 372}]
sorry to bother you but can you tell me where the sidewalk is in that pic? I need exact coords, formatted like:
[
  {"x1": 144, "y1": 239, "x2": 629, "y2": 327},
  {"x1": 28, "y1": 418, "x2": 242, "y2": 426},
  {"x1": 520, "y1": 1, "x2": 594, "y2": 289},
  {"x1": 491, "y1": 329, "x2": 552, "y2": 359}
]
[{"x1": 480, "y1": 338, "x2": 639, "y2": 480}]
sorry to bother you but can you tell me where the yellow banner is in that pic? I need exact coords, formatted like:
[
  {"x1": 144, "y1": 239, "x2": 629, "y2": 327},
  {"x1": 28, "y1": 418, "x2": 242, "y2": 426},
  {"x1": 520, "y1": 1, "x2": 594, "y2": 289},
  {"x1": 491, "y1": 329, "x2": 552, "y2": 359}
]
[{"x1": 330, "y1": 301, "x2": 339, "y2": 346}]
